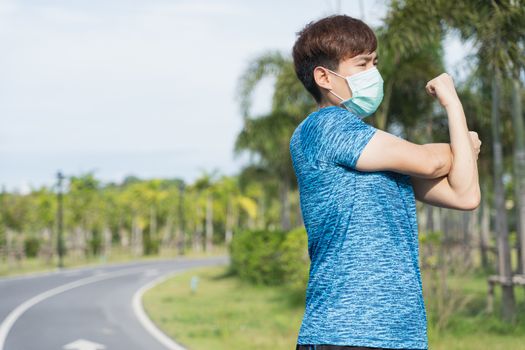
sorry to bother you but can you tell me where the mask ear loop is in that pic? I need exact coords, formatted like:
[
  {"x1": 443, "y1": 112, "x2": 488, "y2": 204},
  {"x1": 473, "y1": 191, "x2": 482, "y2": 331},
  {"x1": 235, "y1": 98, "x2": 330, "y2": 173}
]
[
  {"x1": 324, "y1": 68, "x2": 346, "y2": 103},
  {"x1": 325, "y1": 68, "x2": 345, "y2": 78},
  {"x1": 328, "y1": 89, "x2": 345, "y2": 102}
]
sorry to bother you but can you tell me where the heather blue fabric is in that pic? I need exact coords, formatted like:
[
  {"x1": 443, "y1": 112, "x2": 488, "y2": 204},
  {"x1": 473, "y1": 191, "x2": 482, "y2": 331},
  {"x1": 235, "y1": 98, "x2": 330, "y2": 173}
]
[{"x1": 289, "y1": 105, "x2": 428, "y2": 350}]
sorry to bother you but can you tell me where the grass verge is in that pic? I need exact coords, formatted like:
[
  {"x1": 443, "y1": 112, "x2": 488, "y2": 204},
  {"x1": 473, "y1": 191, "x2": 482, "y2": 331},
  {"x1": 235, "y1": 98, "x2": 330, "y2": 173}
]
[{"x1": 143, "y1": 264, "x2": 525, "y2": 350}]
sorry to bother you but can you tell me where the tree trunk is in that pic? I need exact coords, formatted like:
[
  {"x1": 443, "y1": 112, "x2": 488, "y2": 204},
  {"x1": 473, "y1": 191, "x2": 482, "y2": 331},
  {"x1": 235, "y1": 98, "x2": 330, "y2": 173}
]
[
  {"x1": 83, "y1": 227, "x2": 90, "y2": 259},
  {"x1": 161, "y1": 213, "x2": 173, "y2": 255},
  {"x1": 131, "y1": 215, "x2": 143, "y2": 256},
  {"x1": 6, "y1": 228, "x2": 14, "y2": 269},
  {"x1": 375, "y1": 55, "x2": 398, "y2": 130},
  {"x1": 225, "y1": 196, "x2": 233, "y2": 246},
  {"x1": 177, "y1": 185, "x2": 186, "y2": 255},
  {"x1": 425, "y1": 205, "x2": 435, "y2": 233},
  {"x1": 103, "y1": 225, "x2": 111, "y2": 261},
  {"x1": 175, "y1": 217, "x2": 183, "y2": 255},
  {"x1": 193, "y1": 203, "x2": 204, "y2": 252},
  {"x1": 480, "y1": 179, "x2": 491, "y2": 272},
  {"x1": 118, "y1": 214, "x2": 128, "y2": 248},
  {"x1": 39, "y1": 227, "x2": 54, "y2": 265},
  {"x1": 511, "y1": 73, "x2": 525, "y2": 275},
  {"x1": 73, "y1": 226, "x2": 82, "y2": 260},
  {"x1": 462, "y1": 211, "x2": 472, "y2": 270},
  {"x1": 465, "y1": 206, "x2": 480, "y2": 272},
  {"x1": 491, "y1": 68, "x2": 515, "y2": 322},
  {"x1": 205, "y1": 192, "x2": 213, "y2": 252},
  {"x1": 149, "y1": 205, "x2": 157, "y2": 255}
]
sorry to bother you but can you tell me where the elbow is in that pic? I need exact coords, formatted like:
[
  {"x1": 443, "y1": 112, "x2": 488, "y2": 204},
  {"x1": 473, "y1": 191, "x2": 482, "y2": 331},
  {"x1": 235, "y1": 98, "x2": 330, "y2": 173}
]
[
  {"x1": 459, "y1": 189, "x2": 481, "y2": 211},
  {"x1": 422, "y1": 143, "x2": 449, "y2": 179},
  {"x1": 428, "y1": 156, "x2": 445, "y2": 179}
]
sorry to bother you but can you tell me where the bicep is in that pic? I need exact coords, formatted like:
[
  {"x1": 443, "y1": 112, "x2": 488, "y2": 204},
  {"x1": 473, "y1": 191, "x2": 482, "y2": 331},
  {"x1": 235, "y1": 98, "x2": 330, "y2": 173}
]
[
  {"x1": 355, "y1": 129, "x2": 439, "y2": 178},
  {"x1": 409, "y1": 174, "x2": 479, "y2": 211}
]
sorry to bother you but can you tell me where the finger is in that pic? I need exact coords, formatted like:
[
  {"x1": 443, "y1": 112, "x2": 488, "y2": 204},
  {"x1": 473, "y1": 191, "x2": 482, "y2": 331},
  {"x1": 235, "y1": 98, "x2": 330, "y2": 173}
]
[{"x1": 426, "y1": 84, "x2": 435, "y2": 96}]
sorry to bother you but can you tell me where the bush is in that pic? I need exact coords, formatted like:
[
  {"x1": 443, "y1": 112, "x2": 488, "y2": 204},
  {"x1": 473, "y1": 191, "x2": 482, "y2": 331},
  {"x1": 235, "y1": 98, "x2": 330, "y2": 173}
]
[
  {"x1": 24, "y1": 236, "x2": 41, "y2": 258},
  {"x1": 280, "y1": 226, "x2": 309, "y2": 290},
  {"x1": 88, "y1": 234, "x2": 102, "y2": 256},
  {"x1": 229, "y1": 227, "x2": 310, "y2": 288},
  {"x1": 143, "y1": 234, "x2": 160, "y2": 255}
]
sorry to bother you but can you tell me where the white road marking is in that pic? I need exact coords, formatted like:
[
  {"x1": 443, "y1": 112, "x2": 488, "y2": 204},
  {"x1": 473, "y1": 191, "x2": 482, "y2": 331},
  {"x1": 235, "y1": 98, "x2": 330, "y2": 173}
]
[
  {"x1": 132, "y1": 271, "x2": 188, "y2": 350},
  {"x1": 144, "y1": 269, "x2": 159, "y2": 277},
  {"x1": 63, "y1": 338, "x2": 106, "y2": 350},
  {"x1": 0, "y1": 266, "x2": 146, "y2": 350}
]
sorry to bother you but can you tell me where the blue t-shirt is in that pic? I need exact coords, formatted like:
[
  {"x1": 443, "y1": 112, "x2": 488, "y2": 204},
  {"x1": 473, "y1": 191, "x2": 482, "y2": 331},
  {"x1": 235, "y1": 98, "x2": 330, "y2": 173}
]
[{"x1": 289, "y1": 105, "x2": 428, "y2": 350}]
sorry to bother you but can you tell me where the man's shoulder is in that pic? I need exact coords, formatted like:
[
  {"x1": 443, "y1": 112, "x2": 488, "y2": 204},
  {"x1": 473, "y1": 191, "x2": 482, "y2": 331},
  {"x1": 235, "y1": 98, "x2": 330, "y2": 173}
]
[
  {"x1": 311, "y1": 105, "x2": 349, "y2": 121},
  {"x1": 299, "y1": 106, "x2": 350, "y2": 134},
  {"x1": 290, "y1": 106, "x2": 355, "y2": 150}
]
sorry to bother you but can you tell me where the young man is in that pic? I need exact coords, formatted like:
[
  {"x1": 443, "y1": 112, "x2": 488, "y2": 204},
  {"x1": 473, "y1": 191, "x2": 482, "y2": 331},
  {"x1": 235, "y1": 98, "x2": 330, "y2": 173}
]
[{"x1": 289, "y1": 15, "x2": 481, "y2": 350}]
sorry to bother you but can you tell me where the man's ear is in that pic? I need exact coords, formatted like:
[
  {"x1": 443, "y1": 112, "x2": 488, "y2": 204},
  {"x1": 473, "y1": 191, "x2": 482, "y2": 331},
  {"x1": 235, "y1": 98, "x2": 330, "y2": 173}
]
[{"x1": 313, "y1": 66, "x2": 333, "y2": 91}]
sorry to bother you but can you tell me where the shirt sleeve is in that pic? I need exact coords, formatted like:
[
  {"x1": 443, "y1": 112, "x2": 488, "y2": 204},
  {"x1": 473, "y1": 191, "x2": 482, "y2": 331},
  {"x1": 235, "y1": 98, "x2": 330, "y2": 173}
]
[{"x1": 322, "y1": 113, "x2": 378, "y2": 169}]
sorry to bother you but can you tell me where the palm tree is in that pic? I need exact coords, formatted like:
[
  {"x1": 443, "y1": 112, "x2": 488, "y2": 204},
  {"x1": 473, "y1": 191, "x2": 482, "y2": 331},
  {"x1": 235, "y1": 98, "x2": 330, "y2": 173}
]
[
  {"x1": 386, "y1": 0, "x2": 525, "y2": 322},
  {"x1": 376, "y1": 6, "x2": 445, "y2": 131},
  {"x1": 193, "y1": 169, "x2": 221, "y2": 252},
  {"x1": 443, "y1": 0, "x2": 523, "y2": 323},
  {"x1": 236, "y1": 51, "x2": 314, "y2": 231},
  {"x1": 67, "y1": 172, "x2": 101, "y2": 258},
  {"x1": 511, "y1": 69, "x2": 525, "y2": 276},
  {"x1": 213, "y1": 175, "x2": 243, "y2": 246}
]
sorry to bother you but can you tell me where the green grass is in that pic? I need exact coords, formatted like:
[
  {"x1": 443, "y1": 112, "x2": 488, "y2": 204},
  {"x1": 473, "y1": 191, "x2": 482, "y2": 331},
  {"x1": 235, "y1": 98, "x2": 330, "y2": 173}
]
[
  {"x1": 0, "y1": 245, "x2": 228, "y2": 278},
  {"x1": 142, "y1": 265, "x2": 305, "y2": 350},
  {"x1": 426, "y1": 271, "x2": 525, "y2": 350},
  {"x1": 143, "y1": 264, "x2": 525, "y2": 350}
]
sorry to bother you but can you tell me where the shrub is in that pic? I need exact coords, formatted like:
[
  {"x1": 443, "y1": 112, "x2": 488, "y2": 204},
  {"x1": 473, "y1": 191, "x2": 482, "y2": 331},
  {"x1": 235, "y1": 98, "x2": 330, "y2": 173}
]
[
  {"x1": 280, "y1": 226, "x2": 309, "y2": 290},
  {"x1": 24, "y1": 236, "x2": 41, "y2": 258},
  {"x1": 88, "y1": 234, "x2": 102, "y2": 256},
  {"x1": 229, "y1": 227, "x2": 310, "y2": 288}
]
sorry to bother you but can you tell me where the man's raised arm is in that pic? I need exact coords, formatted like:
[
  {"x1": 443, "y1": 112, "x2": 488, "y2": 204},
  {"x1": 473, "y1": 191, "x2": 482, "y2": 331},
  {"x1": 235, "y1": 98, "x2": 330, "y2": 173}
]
[
  {"x1": 354, "y1": 73, "x2": 481, "y2": 210},
  {"x1": 409, "y1": 74, "x2": 481, "y2": 210}
]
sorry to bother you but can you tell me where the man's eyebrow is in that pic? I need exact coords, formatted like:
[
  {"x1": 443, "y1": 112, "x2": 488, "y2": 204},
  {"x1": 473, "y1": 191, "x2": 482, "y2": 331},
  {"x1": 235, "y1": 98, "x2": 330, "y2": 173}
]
[{"x1": 355, "y1": 53, "x2": 379, "y2": 61}]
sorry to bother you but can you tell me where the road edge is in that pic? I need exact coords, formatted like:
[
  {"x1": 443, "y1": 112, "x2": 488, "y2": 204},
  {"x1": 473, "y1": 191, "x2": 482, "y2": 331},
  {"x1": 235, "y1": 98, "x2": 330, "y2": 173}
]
[
  {"x1": 0, "y1": 266, "x2": 147, "y2": 350},
  {"x1": 132, "y1": 270, "x2": 189, "y2": 350}
]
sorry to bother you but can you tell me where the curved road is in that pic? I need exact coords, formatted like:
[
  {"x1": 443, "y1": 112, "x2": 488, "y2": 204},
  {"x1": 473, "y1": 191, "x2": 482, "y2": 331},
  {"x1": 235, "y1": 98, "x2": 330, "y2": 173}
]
[{"x1": 0, "y1": 255, "x2": 229, "y2": 350}]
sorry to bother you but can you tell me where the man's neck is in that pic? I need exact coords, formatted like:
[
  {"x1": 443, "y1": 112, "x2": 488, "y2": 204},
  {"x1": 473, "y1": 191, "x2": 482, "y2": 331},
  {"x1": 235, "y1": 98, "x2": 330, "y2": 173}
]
[{"x1": 318, "y1": 102, "x2": 339, "y2": 109}]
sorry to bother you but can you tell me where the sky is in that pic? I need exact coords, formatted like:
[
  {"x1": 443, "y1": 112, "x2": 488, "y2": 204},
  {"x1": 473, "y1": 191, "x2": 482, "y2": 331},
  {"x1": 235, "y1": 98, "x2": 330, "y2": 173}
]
[{"x1": 0, "y1": 0, "x2": 472, "y2": 193}]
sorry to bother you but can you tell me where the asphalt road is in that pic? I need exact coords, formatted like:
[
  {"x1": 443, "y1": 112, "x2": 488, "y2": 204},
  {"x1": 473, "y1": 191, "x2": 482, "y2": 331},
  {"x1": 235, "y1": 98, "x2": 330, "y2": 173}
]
[{"x1": 0, "y1": 255, "x2": 230, "y2": 350}]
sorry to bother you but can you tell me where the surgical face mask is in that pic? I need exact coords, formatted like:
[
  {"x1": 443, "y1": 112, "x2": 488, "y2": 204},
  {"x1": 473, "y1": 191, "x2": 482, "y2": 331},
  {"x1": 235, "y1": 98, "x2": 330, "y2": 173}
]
[{"x1": 326, "y1": 66, "x2": 384, "y2": 118}]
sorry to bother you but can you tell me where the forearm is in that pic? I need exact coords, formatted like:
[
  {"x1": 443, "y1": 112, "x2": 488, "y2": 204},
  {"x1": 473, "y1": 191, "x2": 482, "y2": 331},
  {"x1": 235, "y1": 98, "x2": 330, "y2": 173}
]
[{"x1": 445, "y1": 102, "x2": 480, "y2": 199}]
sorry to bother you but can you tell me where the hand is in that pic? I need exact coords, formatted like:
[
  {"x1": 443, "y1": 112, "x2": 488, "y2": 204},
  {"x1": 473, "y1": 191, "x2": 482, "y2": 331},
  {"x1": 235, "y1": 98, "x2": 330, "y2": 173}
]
[
  {"x1": 469, "y1": 131, "x2": 481, "y2": 160},
  {"x1": 425, "y1": 73, "x2": 461, "y2": 108}
]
